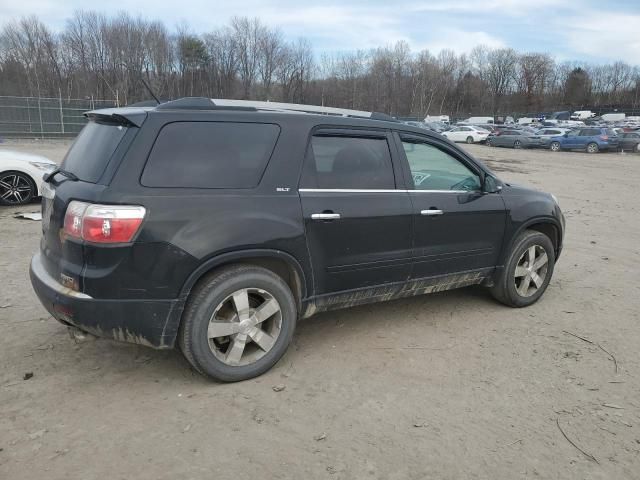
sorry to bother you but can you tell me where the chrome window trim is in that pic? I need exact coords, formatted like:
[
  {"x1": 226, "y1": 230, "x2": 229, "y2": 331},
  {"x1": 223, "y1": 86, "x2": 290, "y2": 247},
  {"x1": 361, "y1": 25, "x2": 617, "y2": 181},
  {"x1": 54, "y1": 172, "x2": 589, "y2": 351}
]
[{"x1": 299, "y1": 188, "x2": 472, "y2": 194}]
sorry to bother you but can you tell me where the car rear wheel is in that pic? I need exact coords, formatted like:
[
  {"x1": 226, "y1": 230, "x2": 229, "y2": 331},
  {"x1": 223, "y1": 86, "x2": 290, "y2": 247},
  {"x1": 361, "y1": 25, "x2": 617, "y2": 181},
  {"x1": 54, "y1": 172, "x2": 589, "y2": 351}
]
[
  {"x1": 636, "y1": 143, "x2": 640, "y2": 153},
  {"x1": 490, "y1": 230, "x2": 555, "y2": 308},
  {"x1": 550, "y1": 141, "x2": 561, "y2": 152},
  {"x1": 586, "y1": 142, "x2": 599, "y2": 153},
  {"x1": 179, "y1": 265, "x2": 297, "y2": 382},
  {"x1": 0, "y1": 171, "x2": 36, "y2": 206},
  {"x1": 466, "y1": 136, "x2": 474, "y2": 144},
  {"x1": 513, "y1": 140, "x2": 522, "y2": 149}
]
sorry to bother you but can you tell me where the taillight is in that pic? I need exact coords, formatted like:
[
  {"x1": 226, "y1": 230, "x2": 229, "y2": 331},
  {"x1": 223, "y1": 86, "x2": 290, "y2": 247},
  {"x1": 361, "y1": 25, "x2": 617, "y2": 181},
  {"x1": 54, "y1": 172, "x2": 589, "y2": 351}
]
[
  {"x1": 63, "y1": 201, "x2": 146, "y2": 244},
  {"x1": 600, "y1": 135, "x2": 608, "y2": 140}
]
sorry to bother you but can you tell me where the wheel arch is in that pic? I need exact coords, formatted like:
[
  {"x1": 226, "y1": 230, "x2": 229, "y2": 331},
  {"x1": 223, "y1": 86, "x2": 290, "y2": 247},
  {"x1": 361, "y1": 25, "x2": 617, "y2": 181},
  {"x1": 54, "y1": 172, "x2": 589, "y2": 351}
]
[
  {"x1": 179, "y1": 249, "x2": 308, "y2": 311},
  {"x1": 501, "y1": 217, "x2": 562, "y2": 264}
]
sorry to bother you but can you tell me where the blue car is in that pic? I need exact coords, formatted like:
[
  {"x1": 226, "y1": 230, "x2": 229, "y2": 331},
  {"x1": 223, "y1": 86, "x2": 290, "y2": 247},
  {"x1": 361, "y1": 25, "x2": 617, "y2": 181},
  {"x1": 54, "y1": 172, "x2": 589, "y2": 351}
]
[{"x1": 548, "y1": 128, "x2": 619, "y2": 153}]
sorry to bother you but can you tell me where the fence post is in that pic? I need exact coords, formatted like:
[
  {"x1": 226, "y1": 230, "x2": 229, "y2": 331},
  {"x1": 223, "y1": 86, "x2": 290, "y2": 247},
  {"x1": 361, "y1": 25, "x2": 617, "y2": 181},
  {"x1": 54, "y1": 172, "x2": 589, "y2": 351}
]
[
  {"x1": 26, "y1": 97, "x2": 32, "y2": 134},
  {"x1": 37, "y1": 96, "x2": 44, "y2": 139},
  {"x1": 59, "y1": 89, "x2": 65, "y2": 135}
]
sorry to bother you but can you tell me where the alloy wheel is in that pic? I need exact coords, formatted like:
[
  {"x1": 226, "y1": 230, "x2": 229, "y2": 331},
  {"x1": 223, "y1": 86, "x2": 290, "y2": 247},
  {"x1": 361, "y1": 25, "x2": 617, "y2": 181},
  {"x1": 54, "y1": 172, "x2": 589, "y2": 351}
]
[
  {"x1": 514, "y1": 140, "x2": 521, "y2": 149},
  {"x1": 513, "y1": 245, "x2": 549, "y2": 297},
  {"x1": 0, "y1": 173, "x2": 33, "y2": 205},
  {"x1": 207, "y1": 288, "x2": 282, "y2": 366},
  {"x1": 550, "y1": 142, "x2": 560, "y2": 152},
  {"x1": 587, "y1": 143, "x2": 599, "y2": 153}
]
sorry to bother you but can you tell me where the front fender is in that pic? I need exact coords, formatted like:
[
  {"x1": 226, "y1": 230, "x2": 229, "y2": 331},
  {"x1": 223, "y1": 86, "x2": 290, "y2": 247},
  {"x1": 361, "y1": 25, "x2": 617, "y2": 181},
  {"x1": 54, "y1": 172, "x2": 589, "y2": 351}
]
[{"x1": 498, "y1": 187, "x2": 565, "y2": 265}]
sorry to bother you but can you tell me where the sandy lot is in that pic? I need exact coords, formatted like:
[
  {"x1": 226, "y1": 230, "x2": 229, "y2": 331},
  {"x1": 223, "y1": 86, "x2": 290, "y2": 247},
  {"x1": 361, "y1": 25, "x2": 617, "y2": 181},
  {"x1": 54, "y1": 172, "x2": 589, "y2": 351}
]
[{"x1": 1, "y1": 139, "x2": 639, "y2": 479}]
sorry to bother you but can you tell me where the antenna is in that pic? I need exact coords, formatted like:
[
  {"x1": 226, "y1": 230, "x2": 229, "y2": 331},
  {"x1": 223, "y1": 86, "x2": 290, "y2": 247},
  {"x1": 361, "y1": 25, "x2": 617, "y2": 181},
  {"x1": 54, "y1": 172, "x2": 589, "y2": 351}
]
[
  {"x1": 139, "y1": 76, "x2": 160, "y2": 105},
  {"x1": 118, "y1": 63, "x2": 161, "y2": 105}
]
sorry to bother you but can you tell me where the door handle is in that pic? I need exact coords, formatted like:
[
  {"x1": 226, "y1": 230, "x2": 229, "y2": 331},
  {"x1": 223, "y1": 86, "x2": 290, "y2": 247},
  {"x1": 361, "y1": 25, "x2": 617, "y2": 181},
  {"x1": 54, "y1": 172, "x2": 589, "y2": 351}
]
[
  {"x1": 311, "y1": 212, "x2": 341, "y2": 220},
  {"x1": 421, "y1": 209, "x2": 443, "y2": 216}
]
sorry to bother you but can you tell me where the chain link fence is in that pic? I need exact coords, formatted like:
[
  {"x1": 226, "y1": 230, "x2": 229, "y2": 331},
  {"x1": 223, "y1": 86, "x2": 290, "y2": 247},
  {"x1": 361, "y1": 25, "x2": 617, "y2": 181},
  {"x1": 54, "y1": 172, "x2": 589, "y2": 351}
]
[{"x1": 0, "y1": 95, "x2": 118, "y2": 139}]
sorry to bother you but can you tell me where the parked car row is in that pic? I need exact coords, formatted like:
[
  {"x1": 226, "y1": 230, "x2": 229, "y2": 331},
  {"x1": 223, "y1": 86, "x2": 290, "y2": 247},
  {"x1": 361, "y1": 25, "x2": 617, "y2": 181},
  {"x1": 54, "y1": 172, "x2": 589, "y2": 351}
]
[
  {"x1": 485, "y1": 126, "x2": 640, "y2": 153},
  {"x1": 405, "y1": 119, "x2": 640, "y2": 153}
]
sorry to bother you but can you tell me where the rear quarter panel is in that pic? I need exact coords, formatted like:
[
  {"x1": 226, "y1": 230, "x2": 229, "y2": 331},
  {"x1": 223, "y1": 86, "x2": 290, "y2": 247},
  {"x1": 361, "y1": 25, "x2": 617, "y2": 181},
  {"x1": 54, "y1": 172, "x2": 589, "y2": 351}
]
[{"x1": 103, "y1": 111, "x2": 314, "y2": 299}]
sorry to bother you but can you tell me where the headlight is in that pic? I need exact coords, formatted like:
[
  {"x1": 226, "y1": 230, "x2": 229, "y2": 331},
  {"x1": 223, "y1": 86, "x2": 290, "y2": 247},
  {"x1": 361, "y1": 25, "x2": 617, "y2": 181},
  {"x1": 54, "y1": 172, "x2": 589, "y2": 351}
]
[{"x1": 29, "y1": 162, "x2": 56, "y2": 171}]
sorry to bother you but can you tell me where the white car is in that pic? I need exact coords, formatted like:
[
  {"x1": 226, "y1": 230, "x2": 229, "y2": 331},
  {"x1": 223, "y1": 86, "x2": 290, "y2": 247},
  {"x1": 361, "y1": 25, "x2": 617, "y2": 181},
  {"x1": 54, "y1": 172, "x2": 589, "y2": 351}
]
[
  {"x1": 0, "y1": 150, "x2": 57, "y2": 205},
  {"x1": 442, "y1": 126, "x2": 490, "y2": 144}
]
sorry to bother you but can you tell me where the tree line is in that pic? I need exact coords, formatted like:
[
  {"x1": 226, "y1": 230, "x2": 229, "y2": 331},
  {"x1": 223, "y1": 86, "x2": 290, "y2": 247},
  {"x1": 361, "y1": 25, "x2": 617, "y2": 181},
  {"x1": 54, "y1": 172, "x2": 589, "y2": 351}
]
[{"x1": 1, "y1": 11, "x2": 639, "y2": 117}]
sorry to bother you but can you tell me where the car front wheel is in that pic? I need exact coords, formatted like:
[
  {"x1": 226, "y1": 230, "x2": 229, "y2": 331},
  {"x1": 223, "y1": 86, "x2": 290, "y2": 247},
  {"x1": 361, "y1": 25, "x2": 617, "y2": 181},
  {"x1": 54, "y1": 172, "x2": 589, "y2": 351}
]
[
  {"x1": 179, "y1": 265, "x2": 297, "y2": 382},
  {"x1": 0, "y1": 171, "x2": 36, "y2": 206},
  {"x1": 466, "y1": 136, "x2": 474, "y2": 144},
  {"x1": 490, "y1": 230, "x2": 555, "y2": 307},
  {"x1": 550, "y1": 141, "x2": 561, "y2": 152}
]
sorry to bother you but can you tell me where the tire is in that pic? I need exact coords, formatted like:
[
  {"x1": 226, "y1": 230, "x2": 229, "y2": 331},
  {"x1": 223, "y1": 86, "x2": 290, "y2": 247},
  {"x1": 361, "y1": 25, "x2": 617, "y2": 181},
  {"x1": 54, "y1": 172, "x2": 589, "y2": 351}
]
[
  {"x1": 513, "y1": 140, "x2": 522, "y2": 149},
  {"x1": 179, "y1": 265, "x2": 297, "y2": 382},
  {"x1": 486, "y1": 138, "x2": 493, "y2": 147},
  {"x1": 466, "y1": 136, "x2": 474, "y2": 144},
  {"x1": 0, "y1": 171, "x2": 36, "y2": 206},
  {"x1": 550, "y1": 141, "x2": 560, "y2": 152},
  {"x1": 490, "y1": 230, "x2": 555, "y2": 308},
  {"x1": 636, "y1": 143, "x2": 640, "y2": 153},
  {"x1": 586, "y1": 142, "x2": 599, "y2": 153}
]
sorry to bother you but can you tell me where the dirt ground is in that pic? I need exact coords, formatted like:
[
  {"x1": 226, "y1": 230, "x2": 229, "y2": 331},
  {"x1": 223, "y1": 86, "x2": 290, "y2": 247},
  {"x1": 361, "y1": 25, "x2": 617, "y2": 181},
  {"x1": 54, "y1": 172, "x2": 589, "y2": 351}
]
[{"x1": 1, "y1": 139, "x2": 639, "y2": 479}]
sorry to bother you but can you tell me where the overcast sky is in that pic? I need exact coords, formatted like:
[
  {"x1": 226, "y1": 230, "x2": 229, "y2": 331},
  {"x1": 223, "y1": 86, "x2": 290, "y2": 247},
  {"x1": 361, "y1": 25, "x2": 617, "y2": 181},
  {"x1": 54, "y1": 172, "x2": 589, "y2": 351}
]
[{"x1": 2, "y1": 0, "x2": 639, "y2": 64}]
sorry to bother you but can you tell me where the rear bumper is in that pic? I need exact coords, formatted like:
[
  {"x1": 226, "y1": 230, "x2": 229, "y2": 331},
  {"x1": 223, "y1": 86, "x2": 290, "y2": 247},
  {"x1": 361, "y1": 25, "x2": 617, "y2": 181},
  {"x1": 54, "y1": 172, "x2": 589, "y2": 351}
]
[{"x1": 29, "y1": 252, "x2": 182, "y2": 349}]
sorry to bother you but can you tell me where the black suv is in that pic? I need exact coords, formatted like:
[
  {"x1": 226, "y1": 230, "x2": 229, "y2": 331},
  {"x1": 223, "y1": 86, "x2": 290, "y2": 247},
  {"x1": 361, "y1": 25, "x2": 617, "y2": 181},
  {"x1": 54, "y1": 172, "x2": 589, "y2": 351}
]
[{"x1": 30, "y1": 98, "x2": 565, "y2": 382}]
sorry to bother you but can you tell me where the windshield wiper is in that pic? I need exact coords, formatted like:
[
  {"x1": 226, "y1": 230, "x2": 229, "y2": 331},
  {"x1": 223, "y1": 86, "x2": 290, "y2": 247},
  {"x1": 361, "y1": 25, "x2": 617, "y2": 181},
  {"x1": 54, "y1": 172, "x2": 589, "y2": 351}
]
[{"x1": 43, "y1": 168, "x2": 78, "y2": 183}]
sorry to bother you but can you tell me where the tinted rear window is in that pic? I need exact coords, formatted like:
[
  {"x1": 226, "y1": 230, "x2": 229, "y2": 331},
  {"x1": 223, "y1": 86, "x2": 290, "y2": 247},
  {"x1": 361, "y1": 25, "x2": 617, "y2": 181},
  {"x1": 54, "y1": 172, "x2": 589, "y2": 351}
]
[
  {"x1": 141, "y1": 122, "x2": 280, "y2": 189},
  {"x1": 61, "y1": 121, "x2": 128, "y2": 183}
]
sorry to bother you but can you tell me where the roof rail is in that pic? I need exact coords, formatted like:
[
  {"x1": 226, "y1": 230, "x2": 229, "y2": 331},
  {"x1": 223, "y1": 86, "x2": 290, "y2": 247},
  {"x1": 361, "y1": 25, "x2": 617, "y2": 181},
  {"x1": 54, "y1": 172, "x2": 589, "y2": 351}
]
[
  {"x1": 153, "y1": 97, "x2": 398, "y2": 122},
  {"x1": 211, "y1": 99, "x2": 385, "y2": 119},
  {"x1": 156, "y1": 97, "x2": 257, "y2": 111}
]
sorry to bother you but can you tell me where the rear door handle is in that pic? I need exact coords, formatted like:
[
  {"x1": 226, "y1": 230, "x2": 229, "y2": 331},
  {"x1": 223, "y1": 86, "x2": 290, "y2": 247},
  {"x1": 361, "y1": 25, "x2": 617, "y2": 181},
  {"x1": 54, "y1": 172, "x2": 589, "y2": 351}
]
[
  {"x1": 421, "y1": 209, "x2": 443, "y2": 216},
  {"x1": 311, "y1": 213, "x2": 341, "y2": 220}
]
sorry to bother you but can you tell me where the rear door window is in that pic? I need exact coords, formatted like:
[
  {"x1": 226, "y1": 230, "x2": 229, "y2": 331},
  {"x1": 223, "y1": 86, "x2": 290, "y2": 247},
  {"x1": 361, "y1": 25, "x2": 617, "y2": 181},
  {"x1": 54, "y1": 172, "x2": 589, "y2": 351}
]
[
  {"x1": 61, "y1": 121, "x2": 128, "y2": 183},
  {"x1": 301, "y1": 135, "x2": 395, "y2": 190},
  {"x1": 142, "y1": 122, "x2": 280, "y2": 188},
  {"x1": 581, "y1": 128, "x2": 600, "y2": 136}
]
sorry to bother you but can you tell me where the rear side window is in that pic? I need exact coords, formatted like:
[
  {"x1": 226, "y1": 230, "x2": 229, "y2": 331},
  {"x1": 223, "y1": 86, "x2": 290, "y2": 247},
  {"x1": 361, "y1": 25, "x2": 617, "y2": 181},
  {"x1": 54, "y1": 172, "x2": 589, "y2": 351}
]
[
  {"x1": 301, "y1": 135, "x2": 395, "y2": 190},
  {"x1": 142, "y1": 122, "x2": 279, "y2": 188},
  {"x1": 62, "y1": 121, "x2": 128, "y2": 183},
  {"x1": 582, "y1": 128, "x2": 600, "y2": 136}
]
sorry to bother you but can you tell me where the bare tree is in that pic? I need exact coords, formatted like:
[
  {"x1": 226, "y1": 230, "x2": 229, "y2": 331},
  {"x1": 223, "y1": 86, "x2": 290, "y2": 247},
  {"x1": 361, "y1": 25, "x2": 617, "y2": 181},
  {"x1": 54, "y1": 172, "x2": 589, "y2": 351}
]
[{"x1": 2, "y1": 12, "x2": 639, "y2": 117}]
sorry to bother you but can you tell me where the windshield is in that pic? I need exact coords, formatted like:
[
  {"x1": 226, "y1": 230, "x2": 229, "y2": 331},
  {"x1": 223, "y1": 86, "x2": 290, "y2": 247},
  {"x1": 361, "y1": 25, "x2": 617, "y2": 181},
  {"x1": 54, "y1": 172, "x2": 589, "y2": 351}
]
[{"x1": 61, "y1": 121, "x2": 128, "y2": 183}]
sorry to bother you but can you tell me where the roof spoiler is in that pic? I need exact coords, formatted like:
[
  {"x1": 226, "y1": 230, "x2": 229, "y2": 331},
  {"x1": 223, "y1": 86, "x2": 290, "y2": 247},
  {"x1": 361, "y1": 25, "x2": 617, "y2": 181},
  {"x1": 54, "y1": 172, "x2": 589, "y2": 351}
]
[{"x1": 84, "y1": 108, "x2": 148, "y2": 127}]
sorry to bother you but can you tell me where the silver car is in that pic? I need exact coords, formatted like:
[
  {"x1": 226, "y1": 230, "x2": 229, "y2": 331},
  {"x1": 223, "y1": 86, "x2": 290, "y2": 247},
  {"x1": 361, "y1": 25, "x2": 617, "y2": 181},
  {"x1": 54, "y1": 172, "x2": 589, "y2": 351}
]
[
  {"x1": 528, "y1": 128, "x2": 571, "y2": 148},
  {"x1": 487, "y1": 129, "x2": 536, "y2": 149}
]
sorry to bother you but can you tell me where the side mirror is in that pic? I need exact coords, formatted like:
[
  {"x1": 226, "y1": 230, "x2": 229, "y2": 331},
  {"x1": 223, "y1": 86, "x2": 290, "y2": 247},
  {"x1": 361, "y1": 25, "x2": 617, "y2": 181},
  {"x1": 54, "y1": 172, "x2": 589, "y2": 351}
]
[{"x1": 482, "y1": 175, "x2": 501, "y2": 194}]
